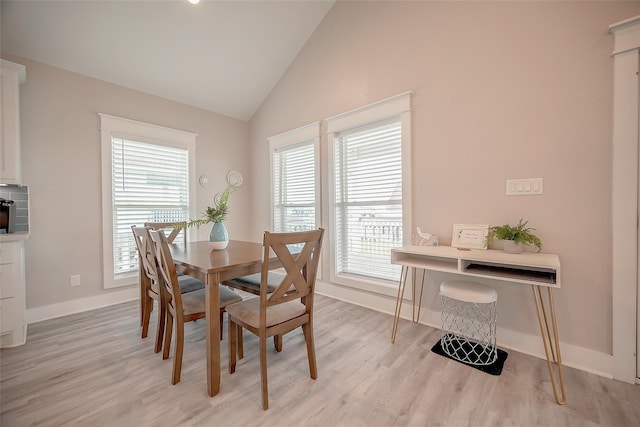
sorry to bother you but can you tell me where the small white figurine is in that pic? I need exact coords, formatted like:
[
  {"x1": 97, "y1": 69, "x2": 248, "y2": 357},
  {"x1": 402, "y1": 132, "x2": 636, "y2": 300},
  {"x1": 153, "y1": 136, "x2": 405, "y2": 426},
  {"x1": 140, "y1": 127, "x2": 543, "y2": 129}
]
[{"x1": 413, "y1": 227, "x2": 438, "y2": 246}]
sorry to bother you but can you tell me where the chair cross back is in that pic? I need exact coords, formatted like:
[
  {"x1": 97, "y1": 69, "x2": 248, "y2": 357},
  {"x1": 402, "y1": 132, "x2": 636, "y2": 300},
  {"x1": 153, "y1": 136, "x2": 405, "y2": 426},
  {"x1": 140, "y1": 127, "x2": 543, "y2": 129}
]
[
  {"x1": 132, "y1": 226, "x2": 161, "y2": 293},
  {"x1": 264, "y1": 233, "x2": 321, "y2": 307},
  {"x1": 148, "y1": 230, "x2": 183, "y2": 318},
  {"x1": 144, "y1": 221, "x2": 187, "y2": 246}
]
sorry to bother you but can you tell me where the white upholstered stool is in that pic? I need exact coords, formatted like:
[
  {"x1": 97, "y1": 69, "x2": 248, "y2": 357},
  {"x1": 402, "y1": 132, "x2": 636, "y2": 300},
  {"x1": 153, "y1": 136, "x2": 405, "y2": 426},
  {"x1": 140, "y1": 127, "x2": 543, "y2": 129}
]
[{"x1": 440, "y1": 280, "x2": 498, "y2": 366}]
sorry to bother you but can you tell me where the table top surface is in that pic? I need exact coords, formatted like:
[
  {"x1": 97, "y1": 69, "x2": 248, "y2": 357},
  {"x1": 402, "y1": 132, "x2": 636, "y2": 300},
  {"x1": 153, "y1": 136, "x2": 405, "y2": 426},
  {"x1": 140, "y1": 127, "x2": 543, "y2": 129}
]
[
  {"x1": 392, "y1": 245, "x2": 560, "y2": 268},
  {"x1": 169, "y1": 239, "x2": 267, "y2": 273}
]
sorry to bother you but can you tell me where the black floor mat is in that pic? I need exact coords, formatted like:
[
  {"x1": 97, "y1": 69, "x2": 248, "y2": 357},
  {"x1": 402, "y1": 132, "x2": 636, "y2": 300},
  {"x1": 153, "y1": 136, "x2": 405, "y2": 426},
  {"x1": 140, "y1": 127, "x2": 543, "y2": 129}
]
[{"x1": 431, "y1": 338, "x2": 508, "y2": 376}]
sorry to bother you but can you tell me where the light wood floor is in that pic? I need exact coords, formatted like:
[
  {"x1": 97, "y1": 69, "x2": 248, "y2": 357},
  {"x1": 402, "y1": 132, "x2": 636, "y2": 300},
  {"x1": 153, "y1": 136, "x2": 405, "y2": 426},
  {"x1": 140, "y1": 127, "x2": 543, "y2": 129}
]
[{"x1": 1, "y1": 295, "x2": 639, "y2": 426}]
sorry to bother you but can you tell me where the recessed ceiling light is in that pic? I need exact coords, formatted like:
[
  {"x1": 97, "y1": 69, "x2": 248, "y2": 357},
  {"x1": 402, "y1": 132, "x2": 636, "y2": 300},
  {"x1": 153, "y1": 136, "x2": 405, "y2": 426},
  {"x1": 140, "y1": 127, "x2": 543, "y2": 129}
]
[{"x1": 188, "y1": 0, "x2": 200, "y2": 4}]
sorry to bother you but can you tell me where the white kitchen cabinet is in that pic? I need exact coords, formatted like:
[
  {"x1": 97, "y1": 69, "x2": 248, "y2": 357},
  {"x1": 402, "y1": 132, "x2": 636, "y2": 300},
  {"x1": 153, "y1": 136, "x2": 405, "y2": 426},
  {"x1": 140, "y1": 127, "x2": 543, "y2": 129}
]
[
  {"x1": 0, "y1": 238, "x2": 27, "y2": 347},
  {"x1": 0, "y1": 60, "x2": 27, "y2": 185}
]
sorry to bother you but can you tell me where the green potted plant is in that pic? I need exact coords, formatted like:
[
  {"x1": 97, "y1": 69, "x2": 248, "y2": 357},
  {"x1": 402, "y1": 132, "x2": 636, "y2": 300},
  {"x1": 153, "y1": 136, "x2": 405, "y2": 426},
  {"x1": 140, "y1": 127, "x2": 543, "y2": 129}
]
[
  {"x1": 486, "y1": 218, "x2": 542, "y2": 253},
  {"x1": 185, "y1": 184, "x2": 236, "y2": 249}
]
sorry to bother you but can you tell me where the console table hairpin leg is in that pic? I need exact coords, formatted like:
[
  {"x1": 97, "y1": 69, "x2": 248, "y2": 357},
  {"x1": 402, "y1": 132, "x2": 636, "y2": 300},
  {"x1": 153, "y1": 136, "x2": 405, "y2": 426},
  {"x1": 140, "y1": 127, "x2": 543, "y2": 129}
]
[
  {"x1": 391, "y1": 265, "x2": 409, "y2": 343},
  {"x1": 532, "y1": 285, "x2": 566, "y2": 405},
  {"x1": 391, "y1": 265, "x2": 426, "y2": 343}
]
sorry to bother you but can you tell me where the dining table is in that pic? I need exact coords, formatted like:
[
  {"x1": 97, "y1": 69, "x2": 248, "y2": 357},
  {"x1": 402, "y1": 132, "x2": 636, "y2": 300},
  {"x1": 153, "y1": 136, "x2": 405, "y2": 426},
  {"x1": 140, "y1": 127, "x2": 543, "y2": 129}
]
[{"x1": 168, "y1": 239, "x2": 281, "y2": 397}]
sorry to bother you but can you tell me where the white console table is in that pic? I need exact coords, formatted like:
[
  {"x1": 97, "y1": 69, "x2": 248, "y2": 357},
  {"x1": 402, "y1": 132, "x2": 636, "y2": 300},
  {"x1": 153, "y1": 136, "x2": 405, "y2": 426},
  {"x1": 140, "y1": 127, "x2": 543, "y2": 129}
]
[{"x1": 390, "y1": 245, "x2": 565, "y2": 405}]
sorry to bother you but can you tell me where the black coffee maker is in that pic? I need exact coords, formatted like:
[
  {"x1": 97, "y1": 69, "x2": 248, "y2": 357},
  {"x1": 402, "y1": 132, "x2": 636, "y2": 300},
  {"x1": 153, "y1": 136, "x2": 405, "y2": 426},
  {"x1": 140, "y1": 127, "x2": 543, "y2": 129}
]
[{"x1": 0, "y1": 198, "x2": 16, "y2": 234}]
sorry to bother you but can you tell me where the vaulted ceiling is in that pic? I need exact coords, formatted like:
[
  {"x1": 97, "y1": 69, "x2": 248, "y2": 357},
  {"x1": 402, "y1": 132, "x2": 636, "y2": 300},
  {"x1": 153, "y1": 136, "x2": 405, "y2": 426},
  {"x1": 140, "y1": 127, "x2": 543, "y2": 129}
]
[{"x1": 1, "y1": 0, "x2": 335, "y2": 121}]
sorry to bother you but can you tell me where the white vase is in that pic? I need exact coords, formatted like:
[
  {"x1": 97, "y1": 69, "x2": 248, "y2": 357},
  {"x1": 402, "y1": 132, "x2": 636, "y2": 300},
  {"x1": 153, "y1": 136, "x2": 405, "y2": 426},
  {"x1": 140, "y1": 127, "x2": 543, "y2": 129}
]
[{"x1": 502, "y1": 240, "x2": 522, "y2": 254}]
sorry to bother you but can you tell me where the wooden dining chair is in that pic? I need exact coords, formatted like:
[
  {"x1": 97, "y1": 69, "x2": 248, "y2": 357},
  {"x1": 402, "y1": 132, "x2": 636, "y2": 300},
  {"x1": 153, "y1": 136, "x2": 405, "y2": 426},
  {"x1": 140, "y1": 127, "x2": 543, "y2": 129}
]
[
  {"x1": 149, "y1": 229, "x2": 243, "y2": 385},
  {"x1": 226, "y1": 228, "x2": 324, "y2": 410},
  {"x1": 131, "y1": 225, "x2": 167, "y2": 354},
  {"x1": 132, "y1": 225, "x2": 208, "y2": 348},
  {"x1": 137, "y1": 222, "x2": 204, "y2": 326}
]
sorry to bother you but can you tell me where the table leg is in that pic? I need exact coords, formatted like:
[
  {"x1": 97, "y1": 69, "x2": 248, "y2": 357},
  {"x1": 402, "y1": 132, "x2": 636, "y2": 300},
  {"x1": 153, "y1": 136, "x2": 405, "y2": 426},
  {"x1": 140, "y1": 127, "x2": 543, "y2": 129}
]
[
  {"x1": 206, "y1": 272, "x2": 222, "y2": 397},
  {"x1": 391, "y1": 265, "x2": 409, "y2": 343},
  {"x1": 412, "y1": 268, "x2": 426, "y2": 323},
  {"x1": 532, "y1": 285, "x2": 566, "y2": 405}
]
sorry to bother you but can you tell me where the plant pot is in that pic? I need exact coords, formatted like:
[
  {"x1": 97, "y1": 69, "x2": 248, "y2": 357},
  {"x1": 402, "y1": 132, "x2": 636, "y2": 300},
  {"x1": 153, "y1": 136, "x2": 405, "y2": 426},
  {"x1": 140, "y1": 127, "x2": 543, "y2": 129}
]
[
  {"x1": 502, "y1": 240, "x2": 522, "y2": 254},
  {"x1": 209, "y1": 222, "x2": 228, "y2": 250}
]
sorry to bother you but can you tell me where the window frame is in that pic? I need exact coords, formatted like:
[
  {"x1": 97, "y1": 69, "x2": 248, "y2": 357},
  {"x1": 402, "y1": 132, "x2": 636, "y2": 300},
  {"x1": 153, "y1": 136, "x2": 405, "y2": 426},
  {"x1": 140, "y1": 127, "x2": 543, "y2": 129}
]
[
  {"x1": 268, "y1": 122, "x2": 321, "y2": 233},
  {"x1": 325, "y1": 92, "x2": 412, "y2": 297},
  {"x1": 99, "y1": 113, "x2": 197, "y2": 289}
]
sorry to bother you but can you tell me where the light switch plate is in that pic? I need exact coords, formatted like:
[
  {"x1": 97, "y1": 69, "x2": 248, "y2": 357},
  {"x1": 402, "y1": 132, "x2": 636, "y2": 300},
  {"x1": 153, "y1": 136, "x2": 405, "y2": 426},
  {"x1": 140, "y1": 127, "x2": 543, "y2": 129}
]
[{"x1": 506, "y1": 178, "x2": 543, "y2": 196}]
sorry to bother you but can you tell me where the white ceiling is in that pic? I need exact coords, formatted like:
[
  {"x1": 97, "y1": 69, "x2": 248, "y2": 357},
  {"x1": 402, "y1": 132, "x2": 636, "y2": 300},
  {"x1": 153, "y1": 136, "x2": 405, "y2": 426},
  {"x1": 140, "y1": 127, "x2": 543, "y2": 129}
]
[{"x1": 0, "y1": 0, "x2": 335, "y2": 121}]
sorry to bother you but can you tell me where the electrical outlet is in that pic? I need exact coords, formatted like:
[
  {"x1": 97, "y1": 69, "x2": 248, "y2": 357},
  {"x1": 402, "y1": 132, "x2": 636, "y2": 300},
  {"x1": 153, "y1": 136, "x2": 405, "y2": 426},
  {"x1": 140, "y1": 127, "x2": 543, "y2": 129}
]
[{"x1": 70, "y1": 275, "x2": 81, "y2": 287}]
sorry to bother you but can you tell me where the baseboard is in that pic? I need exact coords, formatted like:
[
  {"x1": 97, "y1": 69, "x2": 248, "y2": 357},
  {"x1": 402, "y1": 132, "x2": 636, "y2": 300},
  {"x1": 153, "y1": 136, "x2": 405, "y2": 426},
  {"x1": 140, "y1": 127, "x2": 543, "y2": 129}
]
[
  {"x1": 316, "y1": 280, "x2": 614, "y2": 379},
  {"x1": 493, "y1": 324, "x2": 613, "y2": 379},
  {"x1": 26, "y1": 287, "x2": 139, "y2": 324}
]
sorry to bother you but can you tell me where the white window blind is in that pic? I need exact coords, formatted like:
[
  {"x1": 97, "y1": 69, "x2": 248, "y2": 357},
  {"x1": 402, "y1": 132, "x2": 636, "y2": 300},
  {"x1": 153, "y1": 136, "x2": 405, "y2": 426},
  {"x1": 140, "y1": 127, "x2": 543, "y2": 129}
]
[
  {"x1": 333, "y1": 120, "x2": 403, "y2": 282},
  {"x1": 111, "y1": 137, "x2": 190, "y2": 275},
  {"x1": 273, "y1": 140, "x2": 316, "y2": 233}
]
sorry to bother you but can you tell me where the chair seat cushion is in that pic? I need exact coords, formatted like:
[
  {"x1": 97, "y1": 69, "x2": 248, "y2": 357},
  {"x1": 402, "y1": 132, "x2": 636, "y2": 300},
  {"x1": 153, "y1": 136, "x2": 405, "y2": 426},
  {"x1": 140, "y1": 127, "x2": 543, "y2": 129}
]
[
  {"x1": 178, "y1": 275, "x2": 206, "y2": 294},
  {"x1": 151, "y1": 275, "x2": 203, "y2": 297},
  {"x1": 225, "y1": 298, "x2": 306, "y2": 329},
  {"x1": 220, "y1": 286, "x2": 244, "y2": 307},
  {"x1": 223, "y1": 271, "x2": 285, "y2": 294},
  {"x1": 180, "y1": 287, "x2": 243, "y2": 316}
]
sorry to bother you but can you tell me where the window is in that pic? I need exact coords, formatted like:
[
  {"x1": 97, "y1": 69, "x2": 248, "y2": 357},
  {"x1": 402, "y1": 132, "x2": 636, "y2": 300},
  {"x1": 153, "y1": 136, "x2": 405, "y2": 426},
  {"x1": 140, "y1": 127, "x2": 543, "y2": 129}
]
[
  {"x1": 269, "y1": 123, "x2": 320, "y2": 234},
  {"x1": 100, "y1": 114, "x2": 196, "y2": 289},
  {"x1": 326, "y1": 92, "x2": 412, "y2": 295},
  {"x1": 333, "y1": 120, "x2": 402, "y2": 281}
]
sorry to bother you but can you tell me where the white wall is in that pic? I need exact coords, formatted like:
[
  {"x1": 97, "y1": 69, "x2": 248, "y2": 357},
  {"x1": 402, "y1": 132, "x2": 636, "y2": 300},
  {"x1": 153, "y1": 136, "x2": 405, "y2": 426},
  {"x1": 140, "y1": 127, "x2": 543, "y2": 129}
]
[
  {"x1": 1, "y1": 55, "x2": 252, "y2": 313},
  {"x1": 249, "y1": 0, "x2": 640, "y2": 363}
]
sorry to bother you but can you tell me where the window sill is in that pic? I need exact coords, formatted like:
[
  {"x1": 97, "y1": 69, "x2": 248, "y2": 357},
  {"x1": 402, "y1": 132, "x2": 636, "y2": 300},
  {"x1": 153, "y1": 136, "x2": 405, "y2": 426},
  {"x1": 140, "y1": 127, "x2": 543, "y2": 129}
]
[
  {"x1": 105, "y1": 272, "x2": 137, "y2": 289},
  {"x1": 330, "y1": 272, "x2": 401, "y2": 299}
]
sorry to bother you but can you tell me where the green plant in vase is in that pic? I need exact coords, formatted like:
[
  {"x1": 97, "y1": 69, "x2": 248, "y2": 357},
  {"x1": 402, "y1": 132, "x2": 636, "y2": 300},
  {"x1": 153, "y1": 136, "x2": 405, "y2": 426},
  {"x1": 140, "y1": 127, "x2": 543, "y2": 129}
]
[
  {"x1": 486, "y1": 218, "x2": 542, "y2": 253},
  {"x1": 186, "y1": 184, "x2": 235, "y2": 228},
  {"x1": 185, "y1": 184, "x2": 235, "y2": 249}
]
